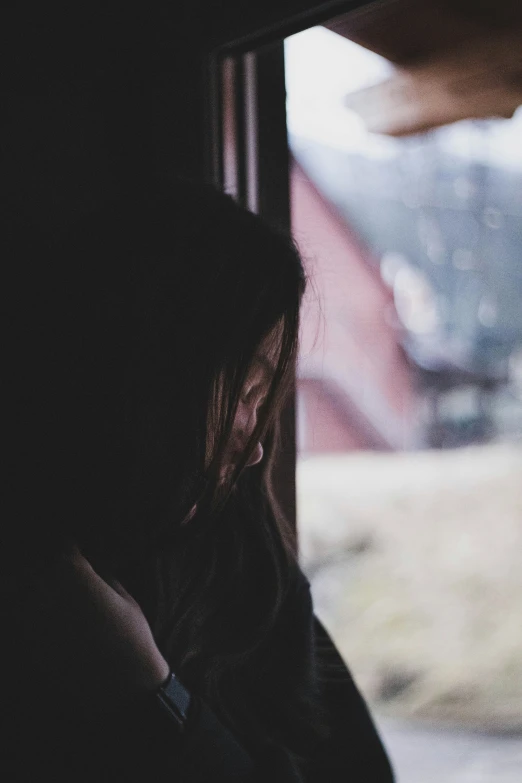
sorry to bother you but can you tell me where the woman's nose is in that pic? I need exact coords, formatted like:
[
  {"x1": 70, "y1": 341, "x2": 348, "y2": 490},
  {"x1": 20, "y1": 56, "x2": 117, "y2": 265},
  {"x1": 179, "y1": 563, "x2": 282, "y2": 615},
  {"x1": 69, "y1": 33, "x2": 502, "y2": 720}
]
[{"x1": 234, "y1": 403, "x2": 264, "y2": 465}]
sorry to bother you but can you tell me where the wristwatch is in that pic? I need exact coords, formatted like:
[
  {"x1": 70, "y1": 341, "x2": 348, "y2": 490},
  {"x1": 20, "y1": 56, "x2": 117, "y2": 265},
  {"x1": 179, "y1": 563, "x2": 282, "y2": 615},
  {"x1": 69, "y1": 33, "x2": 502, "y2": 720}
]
[{"x1": 156, "y1": 671, "x2": 192, "y2": 733}]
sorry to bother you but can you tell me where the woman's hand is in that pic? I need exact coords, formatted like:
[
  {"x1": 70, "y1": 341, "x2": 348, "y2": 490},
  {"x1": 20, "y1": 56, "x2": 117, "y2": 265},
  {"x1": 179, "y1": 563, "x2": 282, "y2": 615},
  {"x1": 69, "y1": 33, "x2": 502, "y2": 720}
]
[{"x1": 19, "y1": 545, "x2": 170, "y2": 715}]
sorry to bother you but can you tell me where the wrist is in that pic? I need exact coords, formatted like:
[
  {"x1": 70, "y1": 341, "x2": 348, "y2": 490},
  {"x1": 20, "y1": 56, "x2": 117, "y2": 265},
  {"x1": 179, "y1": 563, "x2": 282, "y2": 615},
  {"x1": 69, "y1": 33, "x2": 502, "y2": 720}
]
[{"x1": 140, "y1": 654, "x2": 171, "y2": 695}]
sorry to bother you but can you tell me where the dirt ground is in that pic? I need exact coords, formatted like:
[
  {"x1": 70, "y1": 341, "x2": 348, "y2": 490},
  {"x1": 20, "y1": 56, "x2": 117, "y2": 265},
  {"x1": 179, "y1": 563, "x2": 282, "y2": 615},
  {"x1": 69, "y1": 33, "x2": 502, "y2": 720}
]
[{"x1": 297, "y1": 443, "x2": 522, "y2": 733}]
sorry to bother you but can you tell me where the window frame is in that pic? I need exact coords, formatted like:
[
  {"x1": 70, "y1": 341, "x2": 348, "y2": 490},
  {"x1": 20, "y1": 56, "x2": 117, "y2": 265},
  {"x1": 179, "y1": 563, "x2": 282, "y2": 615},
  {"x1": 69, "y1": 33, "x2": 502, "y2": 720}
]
[{"x1": 203, "y1": 0, "x2": 389, "y2": 534}]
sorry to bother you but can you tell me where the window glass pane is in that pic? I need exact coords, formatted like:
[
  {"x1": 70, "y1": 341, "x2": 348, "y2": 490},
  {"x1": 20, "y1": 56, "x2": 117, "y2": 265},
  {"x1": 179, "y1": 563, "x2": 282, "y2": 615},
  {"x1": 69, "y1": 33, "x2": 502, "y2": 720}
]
[{"x1": 286, "y1": 25, "x2": 522, "y2": 783}]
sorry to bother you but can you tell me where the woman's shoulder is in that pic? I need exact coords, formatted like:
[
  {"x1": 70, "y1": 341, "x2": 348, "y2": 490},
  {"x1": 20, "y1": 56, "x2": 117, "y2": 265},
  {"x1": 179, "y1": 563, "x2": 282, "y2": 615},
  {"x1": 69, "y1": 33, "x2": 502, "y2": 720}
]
[
  {"x1": 288, "y1": 557, "x2": 312, "y2": 596},
  {"x1": 281, "y1": 559, "x2": 313, "y2": 627},
  {"x1": 259, "y1": 560, "x2": 315, "y2": 681}
]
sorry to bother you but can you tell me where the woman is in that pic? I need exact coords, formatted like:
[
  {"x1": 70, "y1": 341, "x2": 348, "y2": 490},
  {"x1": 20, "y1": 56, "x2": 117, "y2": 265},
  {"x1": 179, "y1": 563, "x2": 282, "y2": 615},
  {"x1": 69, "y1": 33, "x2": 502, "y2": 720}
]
[{"x1": 3, "y1": 183, "x2": 394, "y2": 782}]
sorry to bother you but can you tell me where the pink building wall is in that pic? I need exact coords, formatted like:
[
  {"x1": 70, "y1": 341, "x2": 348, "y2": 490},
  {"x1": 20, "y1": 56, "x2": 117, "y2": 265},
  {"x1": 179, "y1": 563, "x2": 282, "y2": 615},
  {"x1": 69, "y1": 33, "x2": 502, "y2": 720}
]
[
  {"x1": 298, "y1": 378, "x2": 372, "y2": 453},
  {"x1": 290, "y1": 160, "x2": 415, "y2": 454}
]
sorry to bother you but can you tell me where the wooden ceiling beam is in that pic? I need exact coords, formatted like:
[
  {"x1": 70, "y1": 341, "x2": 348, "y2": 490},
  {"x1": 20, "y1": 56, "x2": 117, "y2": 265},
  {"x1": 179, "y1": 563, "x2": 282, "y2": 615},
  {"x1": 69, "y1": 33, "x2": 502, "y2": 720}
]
[
  {"x1": 325, "y1": 0, "x2": 522, "y2": 65},
  {"x1": 344, "y1": 29, "x2": 522, "y2": 135}
]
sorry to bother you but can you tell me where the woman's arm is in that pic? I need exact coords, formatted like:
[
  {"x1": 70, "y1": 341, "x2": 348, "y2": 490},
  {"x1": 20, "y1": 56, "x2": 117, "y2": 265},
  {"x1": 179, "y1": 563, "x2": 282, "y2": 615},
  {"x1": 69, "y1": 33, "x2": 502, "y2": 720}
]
[{"x1": 12, "y1": 547, "x2": 258, "y2": 782}]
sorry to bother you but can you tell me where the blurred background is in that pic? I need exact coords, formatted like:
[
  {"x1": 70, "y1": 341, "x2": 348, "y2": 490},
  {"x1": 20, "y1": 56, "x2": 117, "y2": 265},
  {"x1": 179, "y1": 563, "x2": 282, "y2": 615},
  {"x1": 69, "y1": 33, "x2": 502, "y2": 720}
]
[{"x1": 286, "y1": 21, "x2": 522, "y2": 783}]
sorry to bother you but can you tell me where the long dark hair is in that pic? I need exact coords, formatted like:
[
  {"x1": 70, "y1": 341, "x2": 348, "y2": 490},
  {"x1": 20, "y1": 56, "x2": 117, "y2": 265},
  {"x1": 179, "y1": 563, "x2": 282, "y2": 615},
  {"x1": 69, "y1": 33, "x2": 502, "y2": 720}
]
[{"x1": 5, "y1": 181, "x2": 328, "y2": 764}]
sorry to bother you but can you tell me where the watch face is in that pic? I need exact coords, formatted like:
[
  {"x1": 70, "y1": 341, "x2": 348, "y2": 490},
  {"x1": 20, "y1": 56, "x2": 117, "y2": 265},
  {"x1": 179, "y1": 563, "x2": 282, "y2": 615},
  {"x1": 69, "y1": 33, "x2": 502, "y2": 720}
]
[{"x1": 157, "y1": 674, "x2": 191, "y2": 730}]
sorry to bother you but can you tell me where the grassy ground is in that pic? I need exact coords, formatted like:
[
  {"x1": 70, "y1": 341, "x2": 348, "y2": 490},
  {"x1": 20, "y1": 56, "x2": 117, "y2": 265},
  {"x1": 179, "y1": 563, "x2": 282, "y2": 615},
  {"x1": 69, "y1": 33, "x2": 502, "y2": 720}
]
[{"x1": 297, "y1": 443, "x2": 522, "y2": 732}]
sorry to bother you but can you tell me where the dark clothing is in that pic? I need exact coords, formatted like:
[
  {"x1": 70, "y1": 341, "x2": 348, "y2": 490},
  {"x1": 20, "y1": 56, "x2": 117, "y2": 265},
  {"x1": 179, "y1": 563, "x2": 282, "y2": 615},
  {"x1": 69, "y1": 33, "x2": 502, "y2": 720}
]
[
  {"x1": 306, "y1": 617, "x2": 395, "y2": 782},
  {"x1": 5, "y1": 568, "x2": 394, "y2": 782}
]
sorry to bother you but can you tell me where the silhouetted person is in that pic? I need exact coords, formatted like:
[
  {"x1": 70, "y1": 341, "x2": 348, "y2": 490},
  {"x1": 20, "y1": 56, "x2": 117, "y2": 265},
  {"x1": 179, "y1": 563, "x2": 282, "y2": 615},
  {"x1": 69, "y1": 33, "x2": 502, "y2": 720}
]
[{"x1": 3, "y1": 183, "x2": 394, "y2": 782}]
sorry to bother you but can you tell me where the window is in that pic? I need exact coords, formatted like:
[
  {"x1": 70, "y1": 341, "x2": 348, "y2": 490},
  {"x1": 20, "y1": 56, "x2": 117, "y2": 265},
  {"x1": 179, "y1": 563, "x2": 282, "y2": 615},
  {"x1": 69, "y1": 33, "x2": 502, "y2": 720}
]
[{"x1": 208, "y1": 4, "x2": 522, "y2": 779}]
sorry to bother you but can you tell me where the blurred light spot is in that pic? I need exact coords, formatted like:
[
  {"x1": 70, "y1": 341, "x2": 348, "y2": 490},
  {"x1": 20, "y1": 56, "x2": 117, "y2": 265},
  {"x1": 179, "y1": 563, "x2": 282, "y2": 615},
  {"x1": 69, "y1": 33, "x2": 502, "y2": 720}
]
[
  {"x1": 454, "y1": 176, "x2": 475, "y2": 200},
  {"x1": 380, "y1": 251, "x2": 407, "y2": 286},
  {"x1": 478, "y1": 296, "x2": 498, "y2": 327},
  {"x1": 452, "y1": 248, "x2": 475, "y2": 270},
  {"x1": 418, "y1": 215, "x2": 445, "y2": 264},
  {"x1": 508, "y1": 347, "x2": 522, "y2": 396},
  {"x1": 482, "y1": 207, "x2": 502, "y2": 230},
  {"x1": 393, "y1": 265, "x2": 440, "y2": 334}
]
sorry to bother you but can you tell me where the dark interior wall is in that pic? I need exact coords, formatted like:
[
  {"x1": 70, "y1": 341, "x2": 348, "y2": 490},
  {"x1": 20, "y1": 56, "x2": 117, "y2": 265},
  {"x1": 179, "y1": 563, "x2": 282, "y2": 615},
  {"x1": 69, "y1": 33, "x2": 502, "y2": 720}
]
[
  {"x1": 0, "y1": 1, "x2": 370, "y2": 228},
  {"x1": 0, "y1": 6, "x2": 209, "y2": 228}
]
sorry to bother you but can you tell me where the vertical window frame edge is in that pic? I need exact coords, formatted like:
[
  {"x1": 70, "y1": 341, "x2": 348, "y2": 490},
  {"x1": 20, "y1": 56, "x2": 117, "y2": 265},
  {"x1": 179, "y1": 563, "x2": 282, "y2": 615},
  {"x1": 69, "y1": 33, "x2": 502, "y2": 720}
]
[{"x1": 204, "y1": 41, "x2": 297, "y2": 537}]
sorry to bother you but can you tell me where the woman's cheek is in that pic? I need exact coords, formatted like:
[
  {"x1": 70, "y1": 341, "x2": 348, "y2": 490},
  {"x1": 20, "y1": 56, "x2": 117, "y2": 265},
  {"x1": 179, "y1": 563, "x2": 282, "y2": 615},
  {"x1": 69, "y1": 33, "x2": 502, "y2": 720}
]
[{"x1": 234, "y1": 401, "x2": 256, "y2": 438}]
